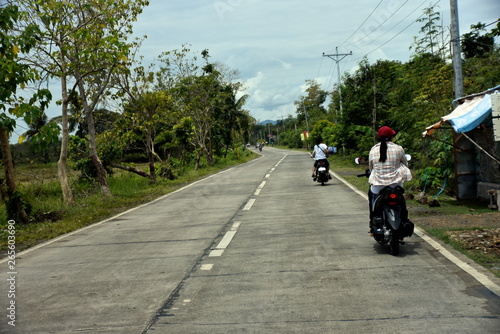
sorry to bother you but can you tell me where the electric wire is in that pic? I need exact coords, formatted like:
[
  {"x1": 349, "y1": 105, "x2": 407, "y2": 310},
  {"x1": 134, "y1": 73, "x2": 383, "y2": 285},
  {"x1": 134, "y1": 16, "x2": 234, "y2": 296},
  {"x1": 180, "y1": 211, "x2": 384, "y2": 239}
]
[
  {"x1": 339, "y1": 0, "x2": 385, "y2": 48},
  {"x1": 360, "y1": 0, "x2": 429, "y2": 50},
  {"x1": 483, "y1": 19, "x2": 500, "y2": 28},
  {"x1": 351, "y1": 0, "x2": 441, "y2": 62},
  {"x1": 316, "y1": 54, "x2": 324, "y2": 79},
  {"x1": 324, "y1": 0, "x2": 428, "y2": 75},
  {"x1": 319, "y1": 0, "x2": 444, "y2": 94},
  {"x1": 342, "y1": 0, "x2": 411, "y2": 48},
  {"x1": 324, "y1": 59, "x2": 336, "y2": 92},
  {"x1": 341, "y1": 0, "x2": 433, "y2": 52},
  {"x1": 460, "y1": 18, "x2": 500, "y2": 35}
]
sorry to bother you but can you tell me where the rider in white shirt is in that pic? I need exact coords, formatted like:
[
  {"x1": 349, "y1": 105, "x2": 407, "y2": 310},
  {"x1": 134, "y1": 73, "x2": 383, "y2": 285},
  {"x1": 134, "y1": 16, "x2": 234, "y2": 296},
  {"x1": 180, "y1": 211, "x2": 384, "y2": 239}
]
[{"x1": 311, "y1": 137, "x2": 331, "y2": 180}]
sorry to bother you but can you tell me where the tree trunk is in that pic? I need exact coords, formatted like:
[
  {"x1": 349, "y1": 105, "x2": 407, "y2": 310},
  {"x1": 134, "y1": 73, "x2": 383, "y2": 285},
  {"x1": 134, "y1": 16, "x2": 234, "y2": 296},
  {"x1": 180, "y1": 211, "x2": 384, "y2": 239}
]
[
  {"x1": 58, "y1": 154, "x2": 74, "y2": 204},
  {"x1": 195, "y1": 150, "x2": 201, "y2": 171},
  {"x1": 146, "y1": 127, "x2": 156, "y2": 184},
  {"x1": 0, "y1": 129, "x2": 16, "y2": 195},
  {"x1": 0, "y1": 128, "x2": 29, "y2": 223},
  {"x1": 110, "y1": 162, "x2": 150, "y2": 178},
  {"x1": 78, "y1": 83, "x2": 111, "y2": 197},
  {"x1": 86, "y1": 109, "x2": 111, "y2": 196},
  {"x1": 207, "y1": 134, "x2": 213, "y2": 166},
  {"x1": 58, "y1": 85, "x2": 75, "y2": 205}
]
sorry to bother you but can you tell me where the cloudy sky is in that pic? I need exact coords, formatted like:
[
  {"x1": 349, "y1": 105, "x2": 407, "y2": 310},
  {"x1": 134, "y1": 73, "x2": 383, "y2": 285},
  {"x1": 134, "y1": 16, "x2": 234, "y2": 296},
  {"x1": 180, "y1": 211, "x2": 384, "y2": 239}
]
[
  {"x1": 130, "y1": 0, "x2": 500, "y2": 123},
  {"x1": 8, "y1": 0, "x2": 499, "y2": 143}
]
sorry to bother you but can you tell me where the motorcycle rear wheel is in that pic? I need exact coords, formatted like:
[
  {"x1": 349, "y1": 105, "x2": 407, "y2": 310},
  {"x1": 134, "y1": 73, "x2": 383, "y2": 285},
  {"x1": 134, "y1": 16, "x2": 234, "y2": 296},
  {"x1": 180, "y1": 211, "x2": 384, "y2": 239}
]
[{"x1": 389, "y1": 229, "x2": 400, "y2": 255}]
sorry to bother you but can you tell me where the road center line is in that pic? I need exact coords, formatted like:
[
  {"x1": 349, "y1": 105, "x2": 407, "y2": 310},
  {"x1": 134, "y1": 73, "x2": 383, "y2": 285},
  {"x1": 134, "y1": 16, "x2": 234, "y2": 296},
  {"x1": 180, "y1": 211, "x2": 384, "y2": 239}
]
[
  {"x1": 230, "y1": 221, "x2": 241, "y2": 231},
  {"x1": 209, "y1": 249, "x2": 224, "y2": 257},
  {"x1": 215, "y1": 230, "x2": 237, "y2": 250},
  {"x1": 200, "y1": 264, "x2": 214, "y2": 270},
  {"x1": 243, "y1": 198, "x2": 256, "y2": 210},
  {"x1": 255, "y1": 181, "x2": 266, "y2": 196},
  {"x1": 208, "y1": 222, "x2": 241, "y2": 258},
  {"x1": 276, "y1": 155, "x2": 287, "y2": 167}
]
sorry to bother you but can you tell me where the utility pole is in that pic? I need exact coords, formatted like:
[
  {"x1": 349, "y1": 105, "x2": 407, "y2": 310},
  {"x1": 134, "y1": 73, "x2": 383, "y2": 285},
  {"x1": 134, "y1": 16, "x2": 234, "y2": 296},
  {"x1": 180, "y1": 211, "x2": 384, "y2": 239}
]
[
  {"x1": 303, "y1": 105, "x2": 310, "y2": 149},
  {"x1": 373, "y1": 78, "x2": 377, "y2": 144},
  {"x1": 268, "y1": 122, "x2": 271, "y2": 144},
  {"x1": 323, "y1": 47, "x2": 352, "y2": 113},
  {"x1": 450, "y1": 0, "x2": 463, "y2": 100}
]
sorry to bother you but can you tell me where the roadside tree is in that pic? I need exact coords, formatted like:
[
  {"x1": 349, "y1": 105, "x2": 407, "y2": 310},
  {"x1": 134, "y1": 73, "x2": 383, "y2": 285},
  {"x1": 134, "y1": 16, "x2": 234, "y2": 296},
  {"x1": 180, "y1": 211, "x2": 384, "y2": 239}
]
[
  {"x1": 17, "y1": 0, "x2": 149, "y2": 201},
  {"x1": 0, "y1": 4, "x2": 52, "y2": 222}
]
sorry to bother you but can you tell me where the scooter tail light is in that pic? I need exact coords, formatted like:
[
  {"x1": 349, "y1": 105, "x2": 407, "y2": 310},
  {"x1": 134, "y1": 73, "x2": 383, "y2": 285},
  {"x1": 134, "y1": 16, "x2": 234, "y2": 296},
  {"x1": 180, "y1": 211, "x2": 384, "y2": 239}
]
[{"x1": 388, "y1": 193, "x2": 398, "y2": 205}]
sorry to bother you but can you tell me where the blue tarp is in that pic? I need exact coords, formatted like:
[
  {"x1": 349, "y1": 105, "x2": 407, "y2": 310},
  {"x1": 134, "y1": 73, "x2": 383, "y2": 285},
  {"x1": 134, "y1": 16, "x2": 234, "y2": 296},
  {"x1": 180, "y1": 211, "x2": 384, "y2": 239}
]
[
  {"x1": 448, "y1": 94, "x2": 492, "y2": 133},
  {"x1": 423, "y1": 85, "x2": 500, "y2": 138}
]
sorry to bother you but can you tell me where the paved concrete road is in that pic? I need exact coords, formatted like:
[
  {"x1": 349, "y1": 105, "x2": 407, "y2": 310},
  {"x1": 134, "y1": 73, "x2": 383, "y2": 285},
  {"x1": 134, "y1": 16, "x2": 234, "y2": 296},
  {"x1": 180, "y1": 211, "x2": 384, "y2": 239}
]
[{"x1": 1, "y1": 147, "x2": 499, "y2": 333}]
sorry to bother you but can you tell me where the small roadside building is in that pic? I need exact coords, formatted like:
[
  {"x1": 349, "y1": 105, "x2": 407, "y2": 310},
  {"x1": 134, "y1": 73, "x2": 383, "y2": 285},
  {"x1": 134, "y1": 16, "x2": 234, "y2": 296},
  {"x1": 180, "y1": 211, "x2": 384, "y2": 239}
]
[{"x1": 423, "y1": 85, "x2": 500, "y2": 201}]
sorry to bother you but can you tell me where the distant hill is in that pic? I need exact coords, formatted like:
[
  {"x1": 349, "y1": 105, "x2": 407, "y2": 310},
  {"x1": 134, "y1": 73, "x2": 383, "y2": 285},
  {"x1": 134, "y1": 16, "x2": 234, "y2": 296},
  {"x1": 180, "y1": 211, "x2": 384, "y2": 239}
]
[{"x1": 258, "y1": 120, "x2": 277, "y2": 125}]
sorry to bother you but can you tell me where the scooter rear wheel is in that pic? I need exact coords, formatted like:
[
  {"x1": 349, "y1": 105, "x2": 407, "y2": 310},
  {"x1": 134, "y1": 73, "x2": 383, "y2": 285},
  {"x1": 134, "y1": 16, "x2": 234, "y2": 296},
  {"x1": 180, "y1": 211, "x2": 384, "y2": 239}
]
[{"x1": 389, "y1": 229, "x2": 400, "y2": 256}]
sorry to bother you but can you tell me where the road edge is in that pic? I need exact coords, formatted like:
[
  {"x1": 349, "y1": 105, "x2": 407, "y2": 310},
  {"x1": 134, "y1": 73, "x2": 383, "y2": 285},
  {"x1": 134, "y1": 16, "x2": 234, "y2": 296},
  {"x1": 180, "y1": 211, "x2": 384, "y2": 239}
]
[{"x1": 331, "y1": 170, "x2": 500, "y2": 297}]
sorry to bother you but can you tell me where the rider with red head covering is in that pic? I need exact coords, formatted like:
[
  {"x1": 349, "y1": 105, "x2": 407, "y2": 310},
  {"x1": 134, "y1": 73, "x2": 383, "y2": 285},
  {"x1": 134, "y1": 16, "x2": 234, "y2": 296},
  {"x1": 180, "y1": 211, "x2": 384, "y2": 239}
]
[{"x1": 367, "y1": 126, "x2": 412, "y2": 230}]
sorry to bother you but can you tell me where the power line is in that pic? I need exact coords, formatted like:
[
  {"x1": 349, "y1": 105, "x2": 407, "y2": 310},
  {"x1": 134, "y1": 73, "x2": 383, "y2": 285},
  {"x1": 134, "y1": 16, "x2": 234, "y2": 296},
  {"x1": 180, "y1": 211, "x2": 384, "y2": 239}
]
[
  {"x1": 484, "y1": 19, "x2": 500, "y2": 28},
  {"x1": 324, "y1": 59, "x2": 336, "y2": 92},
  {"x1": 361, "y1": 0, "x2": 429, "y2": 50},
  {"x1": 339, "y1": 0, "x2": 384, "y2": 48},
  {"x1": 316, "y1": 55, "x2": 324, "y2": 79},
  {"x1": 351, "y1": 0, "x2": 440, "y2": 62},
  {"x1": 466, "y1": 19, "x2": 500, "y2": 33},
  {"x1": 362, "y1": 12, "x2": 424, "y2": 57},
  {"x1": 342, "y1": 0, "x2": 411, "y2": 48},
  {"x1": 318, "y1": 0, "x2": 446, "y2": 92},
  {"x1": 318, "y1": 0, "x2": 404, "y2": 87}
]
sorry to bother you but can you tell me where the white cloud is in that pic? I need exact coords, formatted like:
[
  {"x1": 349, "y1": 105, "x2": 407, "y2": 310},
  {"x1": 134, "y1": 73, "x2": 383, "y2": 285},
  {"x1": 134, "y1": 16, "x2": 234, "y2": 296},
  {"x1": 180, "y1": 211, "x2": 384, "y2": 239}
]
[{"x1": 242, "y1": 71, "x2": 264, "y2": 92}]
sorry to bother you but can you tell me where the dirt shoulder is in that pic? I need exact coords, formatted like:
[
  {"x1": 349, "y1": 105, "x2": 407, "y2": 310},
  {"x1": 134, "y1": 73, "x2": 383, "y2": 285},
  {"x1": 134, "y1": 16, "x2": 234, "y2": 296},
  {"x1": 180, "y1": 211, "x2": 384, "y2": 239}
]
[
  {"x1": 412, "y1": 211, "x2": 500, "y2": 229},
  {"x1": 412, "y1": 212, "x2": 500, "y2": 258}
]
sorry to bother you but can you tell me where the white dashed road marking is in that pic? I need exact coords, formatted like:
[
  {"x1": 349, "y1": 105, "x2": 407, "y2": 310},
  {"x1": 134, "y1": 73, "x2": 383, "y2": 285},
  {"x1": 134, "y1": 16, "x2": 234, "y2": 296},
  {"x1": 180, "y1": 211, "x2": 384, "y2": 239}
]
[{"x1": 243, "y1": 198, "x2": 256, "y2": 211}]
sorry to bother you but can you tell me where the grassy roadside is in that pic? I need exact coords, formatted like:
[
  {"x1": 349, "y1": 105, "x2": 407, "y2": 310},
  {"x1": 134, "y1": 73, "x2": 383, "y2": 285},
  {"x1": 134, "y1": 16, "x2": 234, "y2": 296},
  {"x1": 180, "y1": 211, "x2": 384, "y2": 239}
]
[
  {"x1": 329, "y1": 154, "x2": 500, "y2": 278},
  {"x1": 0, "y1": 149, "x2": 258, "y2": 256}
]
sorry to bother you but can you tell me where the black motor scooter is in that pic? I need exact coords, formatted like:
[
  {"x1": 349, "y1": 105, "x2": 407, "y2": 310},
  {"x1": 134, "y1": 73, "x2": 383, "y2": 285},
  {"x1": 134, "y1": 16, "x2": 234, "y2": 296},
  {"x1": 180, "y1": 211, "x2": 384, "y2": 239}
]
[
  {"x1": 315, "y1": 160, "x2": 330, "y2": 186},
  {"x1": 357, "y1": 169, "x2": 414, "y2": 255}
]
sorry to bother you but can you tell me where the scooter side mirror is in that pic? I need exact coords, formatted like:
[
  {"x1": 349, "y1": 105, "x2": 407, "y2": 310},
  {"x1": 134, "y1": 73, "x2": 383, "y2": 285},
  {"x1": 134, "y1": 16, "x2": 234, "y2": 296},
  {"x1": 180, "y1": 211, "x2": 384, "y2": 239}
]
[{"x1": 354, "y1": 157, "x2": 366, "y2": 165}]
